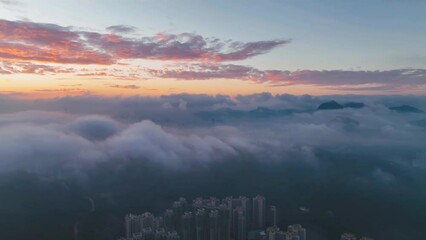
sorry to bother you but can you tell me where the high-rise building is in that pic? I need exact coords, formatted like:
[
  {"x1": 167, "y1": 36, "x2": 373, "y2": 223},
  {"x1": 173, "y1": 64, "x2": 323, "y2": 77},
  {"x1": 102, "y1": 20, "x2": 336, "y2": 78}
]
[
  {"x1": 164, "y1": 209, "x2": 174, "y2": 231},
  {"x1": 247, "y1": 230, "x2": 267, "y2": 240},
  {"x1": 222, "y1": 197, "x2": 233, "y2": 210},
  {"x1": 237, "y1": 208, "x2": 247, "y2": 240},
  {"x1": 218, "y1": 204, "x2": 231, "y2": 240},
  {"x1": 196, "y1": 209, "x2": 208, "y2": 240},
  {"x1": 238, "y1": 196, "x2": 252, "y2": 229},
  {"x1": 193, "y1": 198, "x2": 203, "y2": 209},
  {"x1": 125, "y1": 214, "x2": 143, "y2": 238},
  {"x1": 173, "y1": 201, "x2": 184, "y2": 235},
  {"x1": 340, "y1": 233, "x2": 357, "y2": 240},
  {"x1": 266, "y1": 225, "x2": 280, "y2": 240},
  {"x1": 252, "y1": 196, "x2": 266, "y2": 229},
  {"x1": 155, "y1": 216, "x2": 164, "y2": 230},
  {"x1": 142, "y1": 213, "x2": 155, "y2": 229},
  {"x1": 179, "y1": 198, "x2": 189, "y2": 211},
  {"x1": 287, "y1": 225, "x2": 306, "y2": 240},
  {"x1": 155, "y1": 228, "x2": 168, "y2": 240},
  {"x1": 268, "y1": 206, "x2": 277, "y2": 227},
  {"x1": 182, "y1": 212, "x2": 194, "y2": 240},
  {"x1": 231, "y1": 207, "x2": 240, "y2": 238},
  {"x1": 142, "y1": 227, "x2": 155, "y2": 240},
  {"x1": 275, "y1": 231, "x2": 287, "y2": 240},
  {"x1": 132, "y1": 232, "x2": 144, "y2": 240},
  {"x1": 209, "y1": 210, "x2": 220, "y2": 240},
  {"x1": 202, "y1": 197, "x2": 219, "y2": 209},
  {"x1": 167, "y1": 231, "x2": 180, "y2": 240},
  {"x1": 120, "y1": 196, "x2": 305, "y2": 240}
]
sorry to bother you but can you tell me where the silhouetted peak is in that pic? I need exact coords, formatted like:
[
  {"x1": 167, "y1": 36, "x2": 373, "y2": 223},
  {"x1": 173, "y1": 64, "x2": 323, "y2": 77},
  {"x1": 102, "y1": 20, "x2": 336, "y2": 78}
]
[
  {"x1": 250, "y1": 107, "x2": 274, "y2": 113},
  {"x1": 343, "y1": 102, "x2": 365, "y2": 109},
  {"x1": 389, "y1": 105, "x2": 424, "y2": 113},
  {"x1": 317, "y1": 101, "x2": 344, "y2": 110}
]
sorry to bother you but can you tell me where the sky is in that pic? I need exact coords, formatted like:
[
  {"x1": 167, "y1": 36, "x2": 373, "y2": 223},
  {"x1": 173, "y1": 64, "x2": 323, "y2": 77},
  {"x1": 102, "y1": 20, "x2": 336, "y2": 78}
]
[{"x1": 0, "y1": 0, "x2": 426, "y2": 97}]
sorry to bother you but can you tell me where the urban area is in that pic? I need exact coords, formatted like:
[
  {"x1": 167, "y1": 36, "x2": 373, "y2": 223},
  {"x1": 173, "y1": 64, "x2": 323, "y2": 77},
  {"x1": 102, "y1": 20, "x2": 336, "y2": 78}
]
[{"x1": 118, "y1": 196, "x2": 372, "y2": 240}]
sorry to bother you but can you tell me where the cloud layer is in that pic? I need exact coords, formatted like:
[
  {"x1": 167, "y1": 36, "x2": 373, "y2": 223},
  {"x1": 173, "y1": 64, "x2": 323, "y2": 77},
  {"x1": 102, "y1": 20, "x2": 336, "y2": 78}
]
[
  {"x1": 0, "y1": 94, "x2": 425, "y2": 239},
  {"x1": 0, "y1": 93, "x2": 425, "y2": 172}
]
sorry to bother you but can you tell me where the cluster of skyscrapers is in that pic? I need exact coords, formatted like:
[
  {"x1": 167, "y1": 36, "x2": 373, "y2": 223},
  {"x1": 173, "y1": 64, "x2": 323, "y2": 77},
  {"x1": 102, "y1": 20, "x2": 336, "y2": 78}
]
[
  {"x1": 340, "y1": 233, "x2": 373, "y2": 240},
  {"x1": 118, "y1": 196, "x2": 306, "y2": 240}
]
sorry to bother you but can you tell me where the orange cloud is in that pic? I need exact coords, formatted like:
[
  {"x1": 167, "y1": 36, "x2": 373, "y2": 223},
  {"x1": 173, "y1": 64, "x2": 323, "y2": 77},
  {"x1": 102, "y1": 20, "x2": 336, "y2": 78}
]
[{"x1": 0, "y1": 19, "x2": 288, "y2": 65}]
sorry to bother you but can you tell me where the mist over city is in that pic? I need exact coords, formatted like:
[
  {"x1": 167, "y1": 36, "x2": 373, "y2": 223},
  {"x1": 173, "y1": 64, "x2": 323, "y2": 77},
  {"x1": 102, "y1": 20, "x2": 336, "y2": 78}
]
[{"x1": 1, "y1": 1, "x2": 425, "y2": 240}]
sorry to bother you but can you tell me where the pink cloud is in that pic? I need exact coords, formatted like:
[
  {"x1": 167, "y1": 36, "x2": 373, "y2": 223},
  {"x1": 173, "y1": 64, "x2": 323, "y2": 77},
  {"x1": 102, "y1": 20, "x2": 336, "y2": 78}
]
[
  {"x1": 109, "y1": 84, "x2": 140, "y2": 89},
  {"x1": 0, "y1": 20, "x2": 114, "y2": 64},
  {"x1": 148, "y1": 63, "x2": 426, "y2": 90},
  {"x1": 0, "y1": 19, "x2": 288, "y2": 65},
  {"x1": 0, "y1": 61, "x2": 76, "y2": 75}
]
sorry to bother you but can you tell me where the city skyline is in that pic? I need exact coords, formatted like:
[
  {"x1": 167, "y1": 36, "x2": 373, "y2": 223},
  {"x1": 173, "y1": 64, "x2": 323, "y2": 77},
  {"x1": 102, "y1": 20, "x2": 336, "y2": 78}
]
[
  {"x1": 119, "y1": 195, "x2": 374, "y2": 240},
  {"x1": 120, "y1": 195, "x2": 308, "y2": 240}
]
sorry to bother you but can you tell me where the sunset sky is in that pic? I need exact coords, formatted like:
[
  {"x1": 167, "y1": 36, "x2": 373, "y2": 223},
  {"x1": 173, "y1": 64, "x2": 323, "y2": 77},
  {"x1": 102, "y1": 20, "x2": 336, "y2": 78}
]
[{"x1": 1, "y1": 0, "x2": 426, "y2": 97}]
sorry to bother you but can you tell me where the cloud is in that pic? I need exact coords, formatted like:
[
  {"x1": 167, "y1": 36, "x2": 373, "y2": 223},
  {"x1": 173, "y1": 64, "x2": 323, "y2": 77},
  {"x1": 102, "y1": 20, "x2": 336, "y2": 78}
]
[
  {"x1": 148, "y1": 63, "x2": 426, "y2": 90},
  {"x1": 106, "y1": 120, "x2": 240, "y2": 166},
  {"x1": 0, "y1": 0, "x2": 21, "y2": 6},
  {"x1": 109, "y1": 84, "x2": 140, "y2": 89},
  {"x1": 69, "y1": 115, "x2": 120, "y2": 141},
  {"x1": 106, "y1": 25, "x2": 137, "y2": 34},
  {"x1": 0, "y1": 19, "x2": 288, "y2": 65},
  {"x1": 147, "y1": 64, "x2": 258, "y2": 80},
  {"x1": 0, "y1": 20, "x2": 113, "y2": 64},
  {"x1": 0, "y1": 123, "x2": 104, "y2": 172},
  {"x1": 0, "y1": 93, "x2": 425, "y2": 173},
  {"x1": 83, "y1": 32, "x2": 289, "y2": 62},
  {"x1": 0, "y1": 66, "x2": 11, "y2": 74},
  {"x1": 0, "y1": 61, "x2": 76, "y2": 75}
]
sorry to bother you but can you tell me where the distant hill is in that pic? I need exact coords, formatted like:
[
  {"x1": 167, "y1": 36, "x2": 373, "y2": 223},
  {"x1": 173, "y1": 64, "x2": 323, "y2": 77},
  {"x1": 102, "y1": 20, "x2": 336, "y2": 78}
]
[
  {"x1": 343, "y1": 102, "x2": 365, "y2": 109},
  {"x1": 410, "y1": 119, "x2": 426, "y2": 128},
  {"x1": 196, "y1": 107, "x2": 302, "y2": 121},
  {"x1": 389, "y1": 105, "x2": 424, "y2": 113},
  {"x1": 317, "y1": 101, "x2": 344, "y2": 110}
]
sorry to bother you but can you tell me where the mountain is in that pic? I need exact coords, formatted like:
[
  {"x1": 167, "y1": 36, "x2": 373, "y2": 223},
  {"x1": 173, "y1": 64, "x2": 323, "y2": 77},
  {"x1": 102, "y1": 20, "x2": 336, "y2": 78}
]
[
  {"x1": 410, "y1": 119, "x2": 426, "y2": 128},
  {"x1": 196, "y1": 107, "x2": 301, "y2": 121},
  {"x1": 343, "y1": 102, "x2": 365, "y2": 109},
  {"x1": 317, "y1": 101, "x2": 344, "y2": 110},
  {"x1": 248, "y1": 107, "x2": 277, "y2": 117},
  {"x1": 389, "y1": 105, "x2": 424, "y2": 113}
]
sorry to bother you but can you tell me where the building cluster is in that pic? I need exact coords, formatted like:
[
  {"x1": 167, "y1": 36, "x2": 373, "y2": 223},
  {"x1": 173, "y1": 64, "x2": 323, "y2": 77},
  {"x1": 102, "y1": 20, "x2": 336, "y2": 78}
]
[
  {"x1": 340, "y1": 233, "x2": 373, "y2": 240},
  {"x1": 118, "y1": 196, "x2": 306, "y2": 240}
]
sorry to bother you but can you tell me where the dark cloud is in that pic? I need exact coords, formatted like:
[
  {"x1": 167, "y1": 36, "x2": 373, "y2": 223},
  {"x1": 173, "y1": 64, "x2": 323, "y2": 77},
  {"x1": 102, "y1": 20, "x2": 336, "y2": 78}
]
[
  {"x1": 0, "y1": 0, "x2": 21, "y2": 6},
  {"x1": 106, "y1": 25, "x2": 137, "y2": 34},
  {"x1": 69, "y1": 115, "x2": 120, "y2": 141}
]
